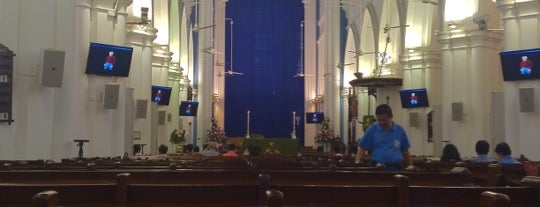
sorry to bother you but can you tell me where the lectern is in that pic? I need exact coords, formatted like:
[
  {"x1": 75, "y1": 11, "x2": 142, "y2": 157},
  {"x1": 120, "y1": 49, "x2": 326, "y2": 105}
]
[{"x1": 73, "y1": 139, "x2": 89, "y2": 158}]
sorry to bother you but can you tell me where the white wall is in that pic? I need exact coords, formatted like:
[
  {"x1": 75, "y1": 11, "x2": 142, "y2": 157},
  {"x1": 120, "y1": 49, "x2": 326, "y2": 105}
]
[{"x1": 0, "y1": 0, "x2": 141, "y2": 161}]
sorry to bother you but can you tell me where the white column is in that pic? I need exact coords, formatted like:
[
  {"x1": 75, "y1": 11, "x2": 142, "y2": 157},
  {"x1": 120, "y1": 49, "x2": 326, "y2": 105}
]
[
  {"x1": 323, "y1": 0, "x2": 343, "y2": 134},
  {"x1": 303, "y1": 0, "x2": 317, "y2": 147},
  {"x1": 127, "y1": 23, "x2": 157, "y2": 154},
  {"x1": 151, "y1": 44, "x2": 173, "y2": 148},
  {"x1": 437, "y1": 28, "x2": 503, "y2": 157},
  {"x1": 195, "y1": 0, "x2": 215, "y2": 146},
  {"x1": 399, "y1": 50, "x2": 442, "y2": 156},
  {"x1": 214, "y1": 0, "x2": 228, "y2": 129},
  {"x1": 498, "y1": 0, "x2": 540, "y2": 160}
]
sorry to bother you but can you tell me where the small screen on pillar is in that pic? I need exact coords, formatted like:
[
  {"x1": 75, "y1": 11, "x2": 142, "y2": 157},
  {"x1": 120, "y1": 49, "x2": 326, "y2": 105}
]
[
  {"x1": 85, "y1": 42, "x2": 133, "y2": 77},
  {"x1": 306, "y1": 112, "x2": 324, "y2": 124},
  {"x1": 179, "y1": 101, "x2": 199, "y2": 116},
  {"x1": 399, "y1": 88, "x2": 429, "y2": 108},
  {"x1": 151, "y1": 85, "x2": 172, "y2": 105},
  {"x1": 500, "y1": 48, "x2": 540, "y2": 81}
]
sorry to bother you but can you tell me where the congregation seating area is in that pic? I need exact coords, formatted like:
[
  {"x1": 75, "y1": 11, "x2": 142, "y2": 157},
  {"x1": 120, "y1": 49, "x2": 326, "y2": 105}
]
[{"x1": 1, "y1": 154, "x2": 539, "y2": 207}]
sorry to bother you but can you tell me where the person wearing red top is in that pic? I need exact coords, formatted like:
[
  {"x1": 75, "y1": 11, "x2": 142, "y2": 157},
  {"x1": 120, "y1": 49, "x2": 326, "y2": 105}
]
[
  {"x1": 222, "y1": 144, "x2": 238, "y2": 157},
  {"x1": 154, "y1": 90, "x2": 162, "y2": 102},
  {"x1": 410, "y1": 93, "x2": 418, "y2": 105},
  {"x1": 104, "y1": 51, "x2": 116, "y2": 71},
  {"x1": 520, "y1": 56, "x2": 532, "y2": 75}
]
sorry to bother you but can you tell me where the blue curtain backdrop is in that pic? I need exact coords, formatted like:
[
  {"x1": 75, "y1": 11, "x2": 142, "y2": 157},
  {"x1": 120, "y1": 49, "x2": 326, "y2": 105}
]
[{"x1": 225, "y1": 0, "x2": 305, "y2": 144}]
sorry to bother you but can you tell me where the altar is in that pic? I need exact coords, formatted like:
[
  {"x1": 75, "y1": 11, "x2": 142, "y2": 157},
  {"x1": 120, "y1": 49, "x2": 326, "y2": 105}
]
[{"x1": 229, "y1": 138, "x2": 299, "y2": 156}]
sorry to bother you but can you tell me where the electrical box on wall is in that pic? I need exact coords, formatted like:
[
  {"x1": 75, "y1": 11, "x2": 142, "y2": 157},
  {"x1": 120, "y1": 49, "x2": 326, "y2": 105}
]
[{"x1": 0, "y1": 44, "x2": 15, "y2": 125}]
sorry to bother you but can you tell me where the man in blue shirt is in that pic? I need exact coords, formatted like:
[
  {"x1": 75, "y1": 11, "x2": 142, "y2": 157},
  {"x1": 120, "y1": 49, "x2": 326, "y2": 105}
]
[
  {"x1": 355, "y1": 104, "x2": 414, "y2": 171},
  {"x1": 470, "y1": 140, "x2": 493, "y2": 163},
  {"x1": 495, "y1": 142, "x2": 520, "y2": 164}
]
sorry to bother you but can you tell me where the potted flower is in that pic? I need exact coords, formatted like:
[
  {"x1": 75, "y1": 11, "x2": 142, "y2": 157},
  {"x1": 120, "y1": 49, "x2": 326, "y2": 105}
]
[
  {"x1": 314, "y1": 118, "x2": 336, "y2": 152},
  {"x1": 170, "y1": 129, "x2": 186, "y2": 153}
]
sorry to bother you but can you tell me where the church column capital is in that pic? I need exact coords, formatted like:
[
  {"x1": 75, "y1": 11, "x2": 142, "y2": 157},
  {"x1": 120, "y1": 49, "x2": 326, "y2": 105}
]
[
  {"x1": 127, "y1": 25, "x2": 158, "y2": 47},
  {"x1": 76, "y1": 0, "x2": 93, "y2": 8},
  {"x1": 115, "y1": 0, "x2": 133, "y2": 13},
  {"x1": 152, "y1": 44, "x2": 174, "y2": 68},
  {"x1": 497, "y1": 0, "x2": 540, "y2": 20},
  {"x1": 219, "y1": 0, "x2": 229, "y2": 5},
  {"x1": 437, "y1": 30, "x2": 504, "y2": 51}
]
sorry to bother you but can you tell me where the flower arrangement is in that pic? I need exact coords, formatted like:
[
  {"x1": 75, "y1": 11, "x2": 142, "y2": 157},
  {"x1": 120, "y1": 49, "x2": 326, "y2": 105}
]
[
  {"x1": 207, "y1": 117, "x2": 228, "y2": 144},
  {"x1": 314, "y1": 118, "x2": 336, "y2": 144},
  {"x1": 170, "y1": 129, "x2": 186, "y2": 145}
]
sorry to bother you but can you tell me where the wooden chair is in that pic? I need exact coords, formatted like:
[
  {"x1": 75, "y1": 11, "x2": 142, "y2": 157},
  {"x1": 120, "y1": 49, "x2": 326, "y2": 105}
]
[
  {"x1": 480, "y1": 191, "x2": 510, "y2": 207},
  {"x1": 32, "y1": 190, "x2": 59, "y2": 207}
]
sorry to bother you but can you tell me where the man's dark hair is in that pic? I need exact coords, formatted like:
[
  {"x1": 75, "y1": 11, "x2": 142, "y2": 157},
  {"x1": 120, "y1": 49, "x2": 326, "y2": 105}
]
[
  {"x1": 495, "y1": 142, "x2": 512, "y2": 156},
  {"x1": 228, "y1": 144, "x2": 236, "y2": 151},
  {"x1": 185, "y1": 144, "x2": 194, "y2": 153},
  {"x1": 375, "y1": 104, "x2": 393, "y2": 117},
  {"x1": 475, "y1": 140, "x2": 489, "y2": 155},
  {"x1": 158, "y1": 144, "x2": 168, "y2": 154},
  {"x1": 193, "y1": 146, "x2": 200, "y2": 153}
]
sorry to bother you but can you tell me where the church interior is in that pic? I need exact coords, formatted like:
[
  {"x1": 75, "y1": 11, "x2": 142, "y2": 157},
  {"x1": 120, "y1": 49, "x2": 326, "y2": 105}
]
[{"x1": 1, "y1": 0, "x2": 540, "y2": 206}]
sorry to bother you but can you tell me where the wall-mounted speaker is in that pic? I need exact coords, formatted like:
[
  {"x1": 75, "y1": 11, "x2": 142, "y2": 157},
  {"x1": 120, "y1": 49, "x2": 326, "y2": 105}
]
[
  {"x1": 167, "y1": 113, "x2": 172, "y2": 122},
  {"x1": 409, "y1": 112, "x2": 419, "y2": 127},
  {"x1": 452, "y1": 102, "x2": 463, "y2": 121},
  {"x1": 135, "y1": 99, "x2": 148, "y2": 118},
  {"x1": 103, "y1": 84, "x2": 120, "y2": 109},
  {"x1": 519, "y1": 88, "x2": 535, "y2": 112},
  {"x1": 158, "y1": 110, "x2": 166, "y2": 125},
  {"x1": 40, "y1": 49, "x2": 65, "y2": 87}
]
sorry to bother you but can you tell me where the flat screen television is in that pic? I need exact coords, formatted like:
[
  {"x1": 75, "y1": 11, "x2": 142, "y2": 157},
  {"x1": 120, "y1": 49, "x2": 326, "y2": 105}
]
[
  {"x1": 306, "y1": 112, "x2": 324, "y2": 124},
  {"x1": 151, "y1": 85, "x2": 172, "y2": 106},
  {"x1": 399, "y1": 88, "x2": 429, "y2": 108},
  {"x1": 500, "y1": 48, "x2": 540, "y2": 81},
  {"x1": 85, "y1": 42, "x2": 133, "y2": 77},
  {"x1": 179, "y1": 101, "x2": 199, "y2": 116}
]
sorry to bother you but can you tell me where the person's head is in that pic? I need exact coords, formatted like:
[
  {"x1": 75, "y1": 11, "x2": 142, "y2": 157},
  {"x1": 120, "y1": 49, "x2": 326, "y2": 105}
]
[
  {"x1": 133, "y1": 144, "x2": 141, "y2": 155},
  {"x1": 227, "y1": 144, "x2": 237, "y2": 151},
  {"x1": 207, "y1": 142, "x2": 218, "y2": 150},
  {"x1": 411, "y1": 93, "x2": 415, "y2": 97},
  {"x1": 522, "y1": 56, "x2": 528, "y2": 61},
  {"x1": 185, "y1": 144, "x2": 194, "y2": 153},
  {"x1": 193, "y1": 146, "x2": 200, "y2": 153},
  {"x1": 108, "y1": 51, "x2": 114, "y2": 56},
  {"x1": 441, "y1": 144, "x2": 462, "y2": 162},
  {"x1": 495, "y1": 142, "x2": 512, "y2": 157},
  {"x1": 375, "y1": 104, "x2": 393, "y2": 129},
  {"x1": 158, "y1": 144, "x2": 168, "y2": 154},
  {"x1": 475, "y1": 140, "x2": 490, "y2": 155},
  {"x1": 248, "y1": 145, "x2": 261, "y2": 156}
]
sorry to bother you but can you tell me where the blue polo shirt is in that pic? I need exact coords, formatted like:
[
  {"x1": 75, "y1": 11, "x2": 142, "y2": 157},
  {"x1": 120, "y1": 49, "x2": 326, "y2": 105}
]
[
  {"x1": 358, "y1": 122, "x2": 411, "y2": 164},
  {"x1": 498, "y1": 155, "x2": 520, "y2": 165},
  {"x1": 470, "y1": 154, "x2": 492, "y2": 163}
]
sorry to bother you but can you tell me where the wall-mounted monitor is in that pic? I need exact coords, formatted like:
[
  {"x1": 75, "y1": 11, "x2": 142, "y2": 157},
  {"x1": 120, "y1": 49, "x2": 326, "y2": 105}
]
[
  {"x1": 399, "y1": 88, "x2": 430, "y2": 108},
  {"x1": 85, "y1": 42, "x2": 133, "y2": 77},
  {"x1": 179, "y1": 101, "x2": 199, "y2": 116},
  {"x1": 500, "y1": 48, "x2": 540, "y2": 81},
  {"x1": 151, "y1": 85, "x2": 172, "y2": 106},
  {"x1": 306, "y1": 112, "x2": 324, "y2": 124}
]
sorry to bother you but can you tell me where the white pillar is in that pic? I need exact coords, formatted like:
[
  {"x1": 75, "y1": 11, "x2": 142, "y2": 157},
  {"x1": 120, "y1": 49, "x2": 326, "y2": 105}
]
[
  {"x1": 323, "y1": 0, "x2": 343, "y2": 135},
  {"x1": 437, "y1": 27, "x2": 503, "y2": 157},
  {"x1": 498, "y1": 0, "x2": 540, "y2": 160},
  {"x1": 303, "y1": 0, "x2": 317, "y2": 148},
  {"x1": 195, "y1": 0, "x2": 215, "y2": 146},
  {"x1": 127, "y1": 23, "x2": 157, "y2": 154}
]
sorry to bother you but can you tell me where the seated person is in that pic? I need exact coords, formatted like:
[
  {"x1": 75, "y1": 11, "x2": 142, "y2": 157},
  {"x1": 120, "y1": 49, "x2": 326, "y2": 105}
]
[
  {"x1": 132, "y1": 144, "x2": 142, "y2": 156},
  {"x1": 248, "y1": 145, "x2": 261, "y2": 157},
  {"x1": 158, "y1": 144, "x2": 168, "y2": 155},
  {"x1": 202, "y1": 142, "x2": 221, "y2": 156},
  {"x1": 470, "y1": 140, "x2": 492, "y2": 163},
  {"x1": 183, "y1": 144, "x2": 194, "y2": 154},
  {"x1": 222, "y1": 144, "x2": 239, "y2": 157},
  {"x1": 495, "y1": 142, "x2": 520, "y2": 164},
  {"x1": 441, "y1": 144, "x2": 462, "y2": 162}
]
